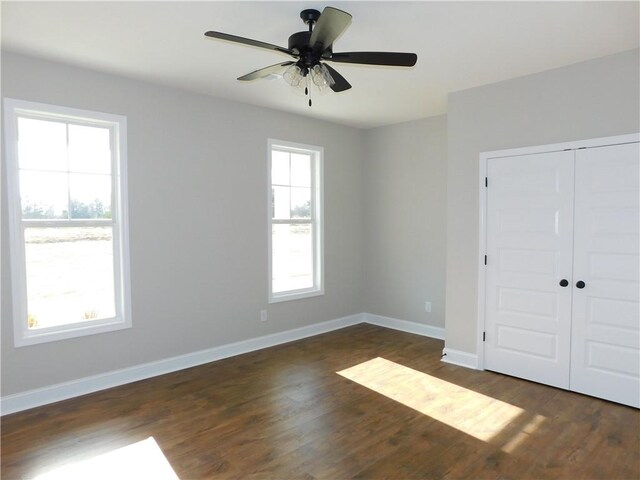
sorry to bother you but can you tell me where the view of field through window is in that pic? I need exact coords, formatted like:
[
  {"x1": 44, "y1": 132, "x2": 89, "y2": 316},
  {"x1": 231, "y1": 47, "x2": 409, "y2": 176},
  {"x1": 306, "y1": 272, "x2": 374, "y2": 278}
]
[
  {"x1": 271, "y1": 149, "x2": 315, "y2": 293},
  {"x1": 272, "y1": 224, "x2": 314, "y2": 293},
  {"x1": 25, "y1": 227, "x2": 116, "y2": 329},
  {"x1": 17, "y1": 116, "x2": 117, "y2": 329}
]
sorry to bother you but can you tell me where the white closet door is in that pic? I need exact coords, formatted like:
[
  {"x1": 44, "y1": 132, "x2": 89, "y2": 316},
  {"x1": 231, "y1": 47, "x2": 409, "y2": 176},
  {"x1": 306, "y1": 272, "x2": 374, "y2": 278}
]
[
  {"x1": 570, "y1": 143, "x2": 640, "y2": 408},
  {"x1": 485, "y1": 151, "x2": 575, "y2": 388}
]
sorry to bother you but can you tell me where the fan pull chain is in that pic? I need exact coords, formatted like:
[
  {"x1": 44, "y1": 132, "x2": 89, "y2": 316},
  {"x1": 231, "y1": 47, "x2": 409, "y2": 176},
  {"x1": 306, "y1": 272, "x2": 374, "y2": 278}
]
[{"x1": 306, "y1": 75, "x2": 312, "y2": 107}]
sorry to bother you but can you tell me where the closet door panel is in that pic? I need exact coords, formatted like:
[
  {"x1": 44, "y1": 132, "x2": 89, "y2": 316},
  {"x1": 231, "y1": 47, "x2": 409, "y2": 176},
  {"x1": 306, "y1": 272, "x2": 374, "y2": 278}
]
[
  {"x1": 485, "y1": 151, "x2": 574, "y2": 389},
  {"x1": 570, "y1": 143, "x2": 640, "y2": 408}
]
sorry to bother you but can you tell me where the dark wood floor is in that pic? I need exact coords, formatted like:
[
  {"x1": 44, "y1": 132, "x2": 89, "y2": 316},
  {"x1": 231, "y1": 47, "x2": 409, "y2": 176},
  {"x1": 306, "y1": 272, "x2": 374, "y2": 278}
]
[{"x1": 2, "y1": 324, "x2": 639, "y2": 479}]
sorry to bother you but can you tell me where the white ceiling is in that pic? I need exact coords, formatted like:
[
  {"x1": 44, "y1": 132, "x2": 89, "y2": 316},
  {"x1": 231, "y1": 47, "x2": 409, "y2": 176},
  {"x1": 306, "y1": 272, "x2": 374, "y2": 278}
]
[{"x1": 2, "y1": 1, "x2": 638, "y2": 129}]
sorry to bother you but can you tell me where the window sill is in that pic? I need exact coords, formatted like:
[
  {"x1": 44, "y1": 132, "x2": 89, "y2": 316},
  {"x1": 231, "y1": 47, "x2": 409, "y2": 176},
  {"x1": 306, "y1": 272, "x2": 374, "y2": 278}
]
[
  {"x1": 15, "y1": 317, "x2": 131, "y2": 347},
  {"x1": 268, "y1": 288, "x2": 324, "y2": 304}
]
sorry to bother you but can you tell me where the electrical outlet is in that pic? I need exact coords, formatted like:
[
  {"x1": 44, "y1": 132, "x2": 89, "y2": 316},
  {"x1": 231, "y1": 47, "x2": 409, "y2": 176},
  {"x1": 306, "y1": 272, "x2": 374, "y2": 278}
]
[
  {"x1": 424, "y1": 302, "x2": 432, "y2": 313},
  {"x1": 260, "y1": 310, "x2": 268, "y2": 322}
]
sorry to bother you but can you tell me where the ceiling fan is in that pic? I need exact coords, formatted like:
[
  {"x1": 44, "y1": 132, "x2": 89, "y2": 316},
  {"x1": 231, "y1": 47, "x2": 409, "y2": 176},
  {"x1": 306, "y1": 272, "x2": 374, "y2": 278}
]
[{"x1": 204, "y1": 6, "x2": 417, "y2": 106}]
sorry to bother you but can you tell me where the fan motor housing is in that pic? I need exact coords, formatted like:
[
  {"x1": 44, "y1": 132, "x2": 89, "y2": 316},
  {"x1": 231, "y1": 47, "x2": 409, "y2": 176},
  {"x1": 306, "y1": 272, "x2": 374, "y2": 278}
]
[
  {"x1": 288, "y1": 31, "x2": 311, "y2": 53},
  {"x1": 288, "y1": 31, "x2": 329, "y2": 69}
]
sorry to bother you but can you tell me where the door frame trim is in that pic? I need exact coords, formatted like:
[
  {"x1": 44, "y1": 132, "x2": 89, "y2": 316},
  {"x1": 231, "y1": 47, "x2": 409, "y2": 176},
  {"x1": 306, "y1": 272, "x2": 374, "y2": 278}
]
[{"x1": 476, "y1": 132, "x2": 640, "y2": 370}]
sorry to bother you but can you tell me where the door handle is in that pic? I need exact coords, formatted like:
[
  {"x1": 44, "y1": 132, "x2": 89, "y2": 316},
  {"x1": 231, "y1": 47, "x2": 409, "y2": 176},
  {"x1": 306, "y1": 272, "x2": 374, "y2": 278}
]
[
  {"x1": 559, "y1": 279, "x2": 569, "y2": 287},
  {"x1": 576, "y1": 280, "x2": 586, "y2": 289}
]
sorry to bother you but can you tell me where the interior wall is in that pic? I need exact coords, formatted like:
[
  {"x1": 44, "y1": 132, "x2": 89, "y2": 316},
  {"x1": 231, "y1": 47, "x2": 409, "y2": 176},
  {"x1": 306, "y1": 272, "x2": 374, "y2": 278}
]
[
  {"x1": 4, "y1": 46, "x2": 637, "y2": 397},
  {"x1": 445, "y1": 48, "x2": 640, "y2": 355},
  {"x1": 363, "y1": 116, "x2": 447, "y2": 327},
  {"x1": 1, "y1": 51, "x2": 365, "y2": 396}
]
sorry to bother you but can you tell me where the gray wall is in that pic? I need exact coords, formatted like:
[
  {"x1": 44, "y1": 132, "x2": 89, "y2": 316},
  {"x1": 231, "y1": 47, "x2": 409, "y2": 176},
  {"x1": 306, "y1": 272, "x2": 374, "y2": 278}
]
[
  {"x1": 1, "y1": 52, "x2": 365, "y2": 395},
  {"x1": 445, "y1": 48, "x2": 640, "y2": 354},
  {"x1": 4, "y1": 46, "x2": 638, "y2": 396},
  {"x1": 363, "y1": 116, "x2": 447, "y2": 327}
]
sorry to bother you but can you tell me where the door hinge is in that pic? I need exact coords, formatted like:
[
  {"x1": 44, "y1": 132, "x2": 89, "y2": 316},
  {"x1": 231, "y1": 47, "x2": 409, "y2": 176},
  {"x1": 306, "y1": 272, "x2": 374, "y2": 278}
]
[
  {"x1": 485, "y1": 177, "x2": 488, "y2": 187},
  {"x1": 483, "y1": 332, "x2": 486, "y2": 342},
  {"x1": 484, "y1": 255, "x2": 487, "y2": 265}
]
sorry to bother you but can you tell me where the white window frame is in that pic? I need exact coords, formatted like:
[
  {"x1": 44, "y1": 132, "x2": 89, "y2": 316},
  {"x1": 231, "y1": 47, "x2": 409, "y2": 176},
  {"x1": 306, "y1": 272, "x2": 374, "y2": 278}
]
[
  {"x1": 268, "y1": 139, "x2": 324, "y2": 303},
  {"x1": 4, "y1": 98, "x2": 132, "y2": 347}
]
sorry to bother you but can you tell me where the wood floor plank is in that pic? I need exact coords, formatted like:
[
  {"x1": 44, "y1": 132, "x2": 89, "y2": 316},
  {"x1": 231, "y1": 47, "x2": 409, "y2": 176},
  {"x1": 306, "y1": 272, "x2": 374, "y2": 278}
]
[{"x1": 2, "y1": 324, "x2": 638, "y2": 479}]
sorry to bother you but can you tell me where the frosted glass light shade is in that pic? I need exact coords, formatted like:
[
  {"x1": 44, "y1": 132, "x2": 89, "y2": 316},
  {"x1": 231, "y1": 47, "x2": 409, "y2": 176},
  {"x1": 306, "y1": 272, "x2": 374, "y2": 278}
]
[
  {"x1": 311, "y1": 64, "x2": 335, "y2": 90},
  {"x1": 283, "y1": 65, "x2": 304, "y2": 87}
]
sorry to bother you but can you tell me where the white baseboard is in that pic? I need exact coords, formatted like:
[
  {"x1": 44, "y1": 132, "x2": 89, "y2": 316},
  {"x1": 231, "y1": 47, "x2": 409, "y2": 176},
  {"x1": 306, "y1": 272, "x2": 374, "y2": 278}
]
[
  {"x1": 441, "y1": 347, "x2": 479, "y2": 370},
  {"x1": 1, "y1": 312, "x2": 450, "y2": 415},
  {"x1": 1, "y1": 313, "x2": 364, "y2": 416},
  {"x1": 364, "y1": 313, "x2": 445, "y2": 340}
]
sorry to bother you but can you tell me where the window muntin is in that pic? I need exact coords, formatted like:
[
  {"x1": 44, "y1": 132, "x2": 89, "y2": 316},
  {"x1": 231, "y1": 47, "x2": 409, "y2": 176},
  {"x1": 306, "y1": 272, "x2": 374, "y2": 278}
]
[
  {"x1": 4, "y1": 98, "x2": 131, "y2": 346},
  {"x1": 268, "y1": 140, "x2": 323, "y2": 302}
]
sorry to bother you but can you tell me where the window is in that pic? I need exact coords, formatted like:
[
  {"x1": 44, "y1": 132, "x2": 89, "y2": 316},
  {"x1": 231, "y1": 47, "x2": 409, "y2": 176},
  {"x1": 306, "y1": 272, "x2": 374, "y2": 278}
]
[
  {"x1": 268, "y1": 139, "x2": 323, "y2": 302},
  {"x1": 4, "y1": 98, "x2": 131, "y2": 346}
]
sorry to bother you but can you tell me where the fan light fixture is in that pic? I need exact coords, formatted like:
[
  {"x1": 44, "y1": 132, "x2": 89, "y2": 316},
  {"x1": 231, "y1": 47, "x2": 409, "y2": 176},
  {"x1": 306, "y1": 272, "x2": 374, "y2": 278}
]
[
  {"x1": 204, "y1": 6, "x2": 417, "y2": 108},
  {"x1": 311, "y1": 64, "x2": 335, "y2": 88},
  {"x1": 283, "y1": 64, "x2": 304, "y2": 87},
  {"x1": 283, "y1": 63, "x2": 335, "y2": 106}
]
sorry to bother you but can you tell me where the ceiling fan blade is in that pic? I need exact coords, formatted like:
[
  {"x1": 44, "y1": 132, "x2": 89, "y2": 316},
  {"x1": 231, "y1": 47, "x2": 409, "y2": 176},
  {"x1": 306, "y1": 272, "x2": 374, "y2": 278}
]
[
  {"x1": 323, "y1": 64, "x2": 351, "y2": 92},
  {"x1": 328, "y1": 52, "x2": 417, "y2": 67},
  {"x1": 205, "y1": 31, "x2": 295, "y2": 56},
  {"x1": 237, "y1": 62, "x2": 296, "y2": 81},
  {"x1": 310, "y1": 7, "x2": 352, "y2": 52}
]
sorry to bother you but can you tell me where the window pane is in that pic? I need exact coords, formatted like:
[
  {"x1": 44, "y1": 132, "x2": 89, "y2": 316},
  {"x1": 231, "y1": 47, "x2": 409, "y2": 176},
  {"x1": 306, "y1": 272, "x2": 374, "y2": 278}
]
[
  {"x1": 272, "y1": 223, "x2": 313, "y2": 293},
  {"x1": 17, "y1": 117, "x2": 67, "y2": 172},
  {"x1": 69, "y1": 173, "x2": 112, "y2": 219},
  {"x1": 24, "y1": 226, "x2": 116, "y2": 329},
  {"x1": 273, "y1": 186, "x2": 290, "y2": 219},
  {"x1": 291, "y1": 187, "x2": 311, "y2": 218},
  {"x1": 272, "y1": 150, "x2": 290, "y2": 185},
  {"x1": 20, "y1": 171, "x2": 68, "y2": 219},
  {"x1": 290, "y1": 153, "x2": 311, "y2": 187},
  {"x1": 68, "y1": 124, "x2": 111, "y2": 174}
]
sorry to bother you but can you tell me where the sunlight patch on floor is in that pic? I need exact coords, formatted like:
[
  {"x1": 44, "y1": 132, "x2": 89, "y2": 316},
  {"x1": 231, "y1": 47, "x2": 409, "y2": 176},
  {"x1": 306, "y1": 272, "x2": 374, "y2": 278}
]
[
  {"x1": 338, "y1": 357, "x2": 541, "y2": 444},
  {"x1": 34, "y1": 437, "x2": 178, "y2": 480},
  {"x1": 501, "y1": 413, "x2": 546, "y2": 453}
]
